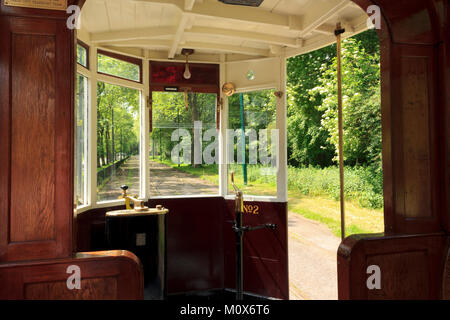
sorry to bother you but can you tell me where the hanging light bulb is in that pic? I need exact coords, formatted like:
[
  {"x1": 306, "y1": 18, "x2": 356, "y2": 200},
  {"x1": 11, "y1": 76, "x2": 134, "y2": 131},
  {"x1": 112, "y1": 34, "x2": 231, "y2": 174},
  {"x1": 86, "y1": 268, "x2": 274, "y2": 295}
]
[
  {"x1": 184, "y1": 57, "x2": 191, "y2": 80},
  {"x1": 181, "y1": 49, "x2": 194, "y2": 80}
]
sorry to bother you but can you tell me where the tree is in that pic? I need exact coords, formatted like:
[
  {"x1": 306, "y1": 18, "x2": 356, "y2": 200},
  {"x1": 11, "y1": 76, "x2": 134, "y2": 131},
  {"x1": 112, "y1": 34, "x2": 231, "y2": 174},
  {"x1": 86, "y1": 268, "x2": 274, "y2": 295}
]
[
  {"x1": 286, "y1": 44, "x2": 336, "y2": 168},
  {"x1": 309, "y1": 30, "x2": 381, "y2": 170}
]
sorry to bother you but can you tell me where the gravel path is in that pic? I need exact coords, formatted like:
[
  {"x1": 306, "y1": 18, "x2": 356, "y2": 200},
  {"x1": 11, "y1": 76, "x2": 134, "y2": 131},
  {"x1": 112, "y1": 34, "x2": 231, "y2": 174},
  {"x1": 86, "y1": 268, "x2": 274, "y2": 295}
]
[
  {"x1": 97, "y1": 156, "x2": 140, "y2": 201},
  {"x1": 149, "y1": 160, "x2": 219, "y2": 196},
  {"x1": 288, "y1": 213, "x2": 340, "y2": 300}
]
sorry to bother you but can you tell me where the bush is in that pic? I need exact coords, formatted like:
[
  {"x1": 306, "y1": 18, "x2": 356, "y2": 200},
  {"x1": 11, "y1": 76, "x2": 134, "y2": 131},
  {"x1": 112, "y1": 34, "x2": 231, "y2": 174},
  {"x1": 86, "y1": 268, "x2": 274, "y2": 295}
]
[{"x1": 287, "y1": 165, "x2": 383, "y2": 209}]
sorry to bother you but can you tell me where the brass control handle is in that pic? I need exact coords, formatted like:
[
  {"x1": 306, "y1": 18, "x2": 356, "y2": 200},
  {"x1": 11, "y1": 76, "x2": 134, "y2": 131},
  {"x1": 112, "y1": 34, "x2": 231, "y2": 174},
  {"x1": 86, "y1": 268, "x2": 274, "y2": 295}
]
[
  {"x1": 230, "y1": 172, "x2": 243, "y2": 213},
  {"x1": 230, "y1": 172, "x2": 241, "y2": 195},
  {"x1": 119, "y1": 185, "x2": 148, "y2": 212}
]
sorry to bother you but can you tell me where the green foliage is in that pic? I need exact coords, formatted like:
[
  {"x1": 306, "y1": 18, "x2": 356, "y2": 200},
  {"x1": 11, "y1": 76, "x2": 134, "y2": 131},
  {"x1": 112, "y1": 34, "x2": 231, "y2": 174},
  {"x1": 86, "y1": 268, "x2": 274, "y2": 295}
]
[
  {"x1": 287, "y1": 44, "x2": 336, "y2": 167},
  {"x1": 287, "y1": 166, "x2": 383, "y2": 209},
  {"x1": 97, "y1": 53, "x2": 140, "y2": 82},
  {"x1": 97, "y1": 82, "x2": 139, "y2": 168},
  {"x1": 150, "y1": 92, "x2": 217, "y2": 162},
  {"x1": 95, "y1": 53, "x2": 142, "y2": 170},
  {"x1": 310, "y1": 30, "x2": 381, "y2": 169},
  {"x1": 287, "y1": 29, "x2": 381, "y2": 172}
]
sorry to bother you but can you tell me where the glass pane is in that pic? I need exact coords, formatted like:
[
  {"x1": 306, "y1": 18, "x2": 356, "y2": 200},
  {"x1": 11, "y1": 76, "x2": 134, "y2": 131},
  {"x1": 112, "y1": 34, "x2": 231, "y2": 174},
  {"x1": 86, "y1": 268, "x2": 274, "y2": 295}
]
[
  {"x1": 77, "y1": 44, "x2": 87, "y2": 68},
  {"x1": 227, "y1": 89, "x2": 278, "y2": 197},
  {"x1": 98, "y1": 53, "x2": 140, "y2": 82},
  {"x1": 97, "y1": 82, "x2": 140, "y2": 202},
  {"x1": 75, "y1": 74, "x2": 88, "y2": 206},
  {"x1": 150, "y1": 92, "x2": 219, "y2": 197}
]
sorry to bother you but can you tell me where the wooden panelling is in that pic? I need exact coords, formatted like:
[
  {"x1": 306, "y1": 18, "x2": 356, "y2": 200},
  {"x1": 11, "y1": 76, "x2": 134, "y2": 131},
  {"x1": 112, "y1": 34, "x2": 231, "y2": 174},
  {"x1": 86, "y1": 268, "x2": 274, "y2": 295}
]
[
  {"x1": 389, "y1": 44, "x2": 440, "y2": 233},
  {"x1": 223, "y1": 200, "x2": 288, "y2": 300},
  {"x1": 338, "y1": 233, "x2": 445, "y2": 300},
  {"x1": 0, "y1": 15, "x2": 73, "y2": 261},
  {"x1": 76, "y1": 198, "x2": 288, "y2": 299},
  {"x1": 442, "y1": 243, "x2": 450, "y2": 299},
  {"x1": 438, "y1": 0, "x2": 450, "y2": 234},
  {"x1": 25, "y1": 277, "x2": 118, "y2": 300},
  {"x1": 376, "y1": 0, "x2": 437, "y2": 45},
  {"x1": 400, "y1": 56, "x2": 432, "y2": 218},
  {"x1": 367, "y1": 251, "x2": 429, "y2": 299},
  {"x1": 10, "y1": 33, "x2": 56, "y2": 242},
  {"x1": 0, "y1": 250, "x2": 143, "y2": 300}
]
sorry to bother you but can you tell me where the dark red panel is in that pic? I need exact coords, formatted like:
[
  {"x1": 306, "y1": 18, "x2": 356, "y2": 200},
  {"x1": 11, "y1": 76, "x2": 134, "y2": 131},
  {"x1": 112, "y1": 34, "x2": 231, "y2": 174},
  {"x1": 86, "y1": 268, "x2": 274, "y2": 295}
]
[
  {"x1": 223, "y1": 200, "x2": 288, "y2": 300},
  {"x1": 150, "y1": 61, "x2": 220, "y2": 89},
  {"x1": 147, "y1": 197, "x2": 225, "y2": 294}
]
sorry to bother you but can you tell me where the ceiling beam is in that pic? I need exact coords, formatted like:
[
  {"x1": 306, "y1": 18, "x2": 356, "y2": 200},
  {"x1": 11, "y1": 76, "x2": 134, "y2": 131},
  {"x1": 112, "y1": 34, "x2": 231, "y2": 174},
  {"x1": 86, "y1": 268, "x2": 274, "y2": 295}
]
[
  {"x1": 298, "y1": 0, "x2": 352, "y2": 37},
  {"x1": 133, "y1": 0, "x2": 302, "y2": 29},
  {"x1": 169, "y1": 14, "x2": 190, "y2": 58},
  {"x1": 185, "y1": 26, "x2": 300, "y2": 47},
  {"x1": 183, "y1": 41, "x2": 271, "y2": 56},
  {"x1": 98, "y1": 40, "x2": 173, "y2": 48},
  {"x1": 313, "y1": 24, "x2": 335, "y2": 35},
  {"x1": 102, "y1": 40, "x2": 270, "y2": 57},
  {"x1": 90, "y1": 27, "x2": 176, "y2": 44},
  {"x1": 184, "y1": 0, "x2": 196, "y2": 10}
]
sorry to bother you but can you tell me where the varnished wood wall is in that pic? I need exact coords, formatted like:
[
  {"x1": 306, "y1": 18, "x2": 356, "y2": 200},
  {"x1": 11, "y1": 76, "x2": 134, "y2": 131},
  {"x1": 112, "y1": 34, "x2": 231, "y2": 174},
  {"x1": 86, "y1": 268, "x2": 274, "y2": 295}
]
[
  {"x1": 0, "y1": 6, "x2": 73, "y2": 262},
  {"x1": 338, "y1": 0, "x2": 450, "y2": 300},
  {"x1": 0, "y1": 250, "x2": 143, "y2": 300},
  {"x1": 0, "y1": 1, "x2": 143, "y2": 300}
]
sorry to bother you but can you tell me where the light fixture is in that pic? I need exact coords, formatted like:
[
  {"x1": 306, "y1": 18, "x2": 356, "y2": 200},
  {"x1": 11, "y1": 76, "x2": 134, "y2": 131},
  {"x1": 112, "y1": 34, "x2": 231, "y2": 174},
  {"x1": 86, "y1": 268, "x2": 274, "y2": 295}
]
[
  {"x1": 218, "y1": 0, "x2": 264, "y2": 7},
  {"x1": 181, "y1": 49, "x2": 194, "y2": 80},
  {"x1": 222, "y1": 82, "x2": 236, "y2": 96}
]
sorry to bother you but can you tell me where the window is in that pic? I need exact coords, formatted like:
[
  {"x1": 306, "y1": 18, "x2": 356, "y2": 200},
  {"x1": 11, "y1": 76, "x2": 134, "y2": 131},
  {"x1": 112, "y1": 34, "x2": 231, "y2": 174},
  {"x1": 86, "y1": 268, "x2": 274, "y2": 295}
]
[
  {"x1": 77, "y1": 41, "x2": 89, "y2": 69},
  {"x1": 150, "y1": 91, "x2": 219, "y2": 197},
  {"x1": 227, "y1": 89, "x2": 278, "y2": 197},
  {"x1": 96, "y1": 82, "x2": 141, "y2": 202},
  {"x1": 75, "y1": 74, "x2": 89, "y2": 206},
  {"x1": 97, "y1": 50, "x2": 142, "y2": 83}
]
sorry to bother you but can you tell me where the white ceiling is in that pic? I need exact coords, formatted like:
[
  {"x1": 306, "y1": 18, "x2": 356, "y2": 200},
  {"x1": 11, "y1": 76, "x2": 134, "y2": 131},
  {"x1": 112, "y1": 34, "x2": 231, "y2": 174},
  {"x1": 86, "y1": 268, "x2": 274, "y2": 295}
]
[{"x1": 79, "y1": 0, "x2": 370, "y2": 61}]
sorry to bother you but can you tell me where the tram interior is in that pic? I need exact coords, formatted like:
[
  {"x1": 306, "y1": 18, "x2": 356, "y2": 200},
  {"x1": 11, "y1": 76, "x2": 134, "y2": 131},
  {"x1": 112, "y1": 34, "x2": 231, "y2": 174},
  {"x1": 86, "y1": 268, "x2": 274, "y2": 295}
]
[
  {"x1": 0, "y1": 0, "x2": 448, "y2": 301},
  {"x1": 73, "y1": 0, "x2": 372, "y2": 300}
]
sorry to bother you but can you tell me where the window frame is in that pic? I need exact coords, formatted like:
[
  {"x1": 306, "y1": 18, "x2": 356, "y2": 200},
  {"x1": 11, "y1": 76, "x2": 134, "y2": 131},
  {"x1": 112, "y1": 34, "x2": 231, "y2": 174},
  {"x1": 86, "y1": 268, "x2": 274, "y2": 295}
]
[
  {"x1": 74, "y1": 72, "x2": 90, "y2": 208},
  {"x1": 95, "y1": 80, "x2": 142, "y2": 203},
  {"x1": 75, "y1": 43, "x2": 287, "y2": 211},
  {"x1": 97, "y1": 49, "x2": 143, "y2": 84},
  {"x1": 77, "y1": 40, "x2": 90, "y2": 70},
  {"x1": 148, "y1": 90, "x2": 221, "y2": 198},
  {"x1": 224, "y1": 86, "x2": 279, "y2": 200}
]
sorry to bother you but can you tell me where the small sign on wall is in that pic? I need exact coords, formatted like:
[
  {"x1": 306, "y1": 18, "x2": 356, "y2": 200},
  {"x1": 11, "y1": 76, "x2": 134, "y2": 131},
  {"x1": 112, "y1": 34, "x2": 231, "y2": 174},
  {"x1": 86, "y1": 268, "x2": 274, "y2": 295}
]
[{"x1": 4, "y1": 0, "x2": 68, "y2": 11}]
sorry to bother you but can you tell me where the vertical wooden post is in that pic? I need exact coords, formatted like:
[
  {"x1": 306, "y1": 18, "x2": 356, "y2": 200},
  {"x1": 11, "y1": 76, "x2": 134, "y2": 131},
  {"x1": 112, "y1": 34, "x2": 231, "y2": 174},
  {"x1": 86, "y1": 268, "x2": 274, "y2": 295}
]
[{"x1": 336, "y1": 23, "x2": 346, "y2": 241}]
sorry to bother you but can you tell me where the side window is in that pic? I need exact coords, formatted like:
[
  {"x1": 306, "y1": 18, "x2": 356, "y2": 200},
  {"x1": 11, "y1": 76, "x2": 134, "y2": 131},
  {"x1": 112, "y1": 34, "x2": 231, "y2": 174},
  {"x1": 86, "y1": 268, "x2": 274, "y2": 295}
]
[
  {"x1": 97, "y1": 51, "x2": 141, "y2": 83},
  {"x1": 77, "y1": 42, "x2": 88, "y2": 69},
  {"x1": 96, "y1": 81, "x2": 141, "y2": 202},
  {"x1": 75, "y1": 74, "x2": 89, "y2": 207},
  {"x1": 227, "y1": 89, "x2": 278, "y2": 197}
]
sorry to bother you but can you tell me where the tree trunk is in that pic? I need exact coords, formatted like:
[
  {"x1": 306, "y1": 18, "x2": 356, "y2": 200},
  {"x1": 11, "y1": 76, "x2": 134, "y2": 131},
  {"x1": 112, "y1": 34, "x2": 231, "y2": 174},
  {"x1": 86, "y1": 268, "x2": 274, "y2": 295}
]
[{"x1": 189, "y1": 93, "x2": 199, "y2": 167}]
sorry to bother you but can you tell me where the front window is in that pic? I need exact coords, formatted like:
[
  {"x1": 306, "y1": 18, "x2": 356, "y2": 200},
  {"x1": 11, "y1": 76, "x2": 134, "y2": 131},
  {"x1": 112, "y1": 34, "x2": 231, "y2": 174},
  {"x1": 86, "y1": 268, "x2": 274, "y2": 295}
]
[{"x1": 149, "y1": 91, "x2": 219, "y2": 197}]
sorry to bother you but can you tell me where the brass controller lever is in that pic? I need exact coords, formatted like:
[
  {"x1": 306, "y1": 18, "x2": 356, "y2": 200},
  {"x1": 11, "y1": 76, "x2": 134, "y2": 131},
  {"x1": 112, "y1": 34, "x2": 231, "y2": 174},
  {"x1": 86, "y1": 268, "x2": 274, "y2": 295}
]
[{"x1": 118, "y1": 185, "x2": 148, "y2": 212}]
